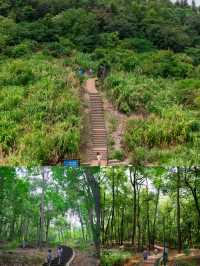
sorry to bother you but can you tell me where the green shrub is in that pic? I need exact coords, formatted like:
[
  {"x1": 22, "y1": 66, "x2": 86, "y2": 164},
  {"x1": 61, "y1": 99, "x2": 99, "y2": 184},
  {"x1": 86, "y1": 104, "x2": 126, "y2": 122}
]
[
  {"x1": 101, "y1": 250, "x2": 132, "y2": 266},
  {"x1": 104, "y1": 72, "x2": 172, "y2": 114},
  {"x1": 44, "y1": 42, "x2": 70, "y2": 57},
  {"x1": 0, "y1": 55, "x2": 81, "y2": 165},
  {"x1": 5, "y1": 40, "x2": 37, "y2": 58},
  {"x1": 124, "y1": 106, "x2": 193, "y2": 150},
  {"x1": 119, "y1": 37, "x2": 155, "y2": 53},
  {"x1": 141, "y1": 50, "x2": 194, "y2": 78},
  {"x1": 111, "y1": 149, "x2": 125, "y2": 161}
]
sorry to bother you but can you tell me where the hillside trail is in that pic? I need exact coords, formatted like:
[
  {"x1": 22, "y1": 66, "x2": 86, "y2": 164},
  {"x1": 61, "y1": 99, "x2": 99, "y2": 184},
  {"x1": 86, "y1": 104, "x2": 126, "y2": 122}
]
[{"x1": 83, "y1": 78, "x2": 108, "y2": 166}]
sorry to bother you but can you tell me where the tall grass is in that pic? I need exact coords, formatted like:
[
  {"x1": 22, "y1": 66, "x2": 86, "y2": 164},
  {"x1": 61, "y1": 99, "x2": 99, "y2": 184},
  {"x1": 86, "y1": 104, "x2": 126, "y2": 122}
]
[{"x1": 0, "y1": 54, "x2": 81, "y2": 165}]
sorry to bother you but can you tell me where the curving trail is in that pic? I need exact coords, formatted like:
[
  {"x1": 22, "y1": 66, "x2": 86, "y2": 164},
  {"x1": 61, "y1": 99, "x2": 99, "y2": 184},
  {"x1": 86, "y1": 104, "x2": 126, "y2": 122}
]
[
  {"x1": 124, "y1": 245, "x2": 163, "y2": 266},
  {"x1": 43, "y1": 245, "x2": 73, "y2": 266}
]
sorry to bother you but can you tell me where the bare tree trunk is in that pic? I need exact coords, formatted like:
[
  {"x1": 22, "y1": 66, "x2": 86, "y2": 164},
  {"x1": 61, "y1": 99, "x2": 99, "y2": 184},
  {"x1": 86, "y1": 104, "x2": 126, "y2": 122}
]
[
  {"x1": 137, "y1": 189, "x2": 141, "y2": 251},
  {"x1": 146, "y1": 178, "x2": 151, "y2": 251},
  {"x1": 152, "y1": 187, "x2": 160, "y2": 246},
  {"x1": 130, "y1": 167, "x2": 137, "y2": 247},
  {"x1": 177, "y1": 167, "x2": 182, "y2": 253},
  {"x1": 110, "y1": 167, "x2": 115, "y2": 244},
  {"x1": 120, "y1": 206, "x2": 125, "y2": 245},
  {"x1": 38, "y1": 168, "x2": 45, "y2": 250}
]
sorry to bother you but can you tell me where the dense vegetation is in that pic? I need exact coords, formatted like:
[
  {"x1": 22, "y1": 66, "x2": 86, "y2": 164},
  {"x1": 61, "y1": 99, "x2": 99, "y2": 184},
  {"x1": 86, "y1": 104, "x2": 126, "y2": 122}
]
[
  {"x1": 0, "y1": 166, "x2": 100, "y2": 256},
  {"x1": 1, "y1": 0, "x2": 200, "y2": 165},
  {"x1": 0, "y1": 55, "x2": 81, "y2": 165},
  {"x1": 100, "y1": 166, "x2": 200, "y2": 265}
]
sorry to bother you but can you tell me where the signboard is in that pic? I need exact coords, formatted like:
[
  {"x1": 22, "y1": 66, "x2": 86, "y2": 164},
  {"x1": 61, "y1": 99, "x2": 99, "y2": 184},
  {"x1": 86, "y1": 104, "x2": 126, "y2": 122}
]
[{"x1": 63, "y1": 159, "x2": 80, "y2": 168}]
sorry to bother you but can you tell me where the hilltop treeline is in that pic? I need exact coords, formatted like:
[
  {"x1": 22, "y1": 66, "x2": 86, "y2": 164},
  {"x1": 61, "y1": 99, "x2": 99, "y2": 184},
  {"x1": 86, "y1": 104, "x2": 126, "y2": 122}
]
[{"x1": 0, "y1": 0, "x2": 200, "y2": 53}]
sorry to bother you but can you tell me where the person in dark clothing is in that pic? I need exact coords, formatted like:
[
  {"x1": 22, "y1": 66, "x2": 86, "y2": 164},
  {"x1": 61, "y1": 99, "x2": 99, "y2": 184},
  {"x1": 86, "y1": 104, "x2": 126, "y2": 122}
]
[
  {"x1": 57, "y1": 246, "x2": 63, "y2": 265},
  {"x1": 47, "y1": 249, "x2": 52, "y2": 266},
  {"x1": 143, "y1": 248, "x2": 148, "y2": 260}
]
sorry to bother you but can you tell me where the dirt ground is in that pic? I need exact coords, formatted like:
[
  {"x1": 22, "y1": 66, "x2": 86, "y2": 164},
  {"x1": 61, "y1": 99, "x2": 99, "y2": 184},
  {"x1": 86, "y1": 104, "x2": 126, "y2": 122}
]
[
  {"x1": 0, "y1": 247, "x2": 46, "y2": 265},
  {"x1": 71, "y1": 250, "x2": 99, "y2": 266}
]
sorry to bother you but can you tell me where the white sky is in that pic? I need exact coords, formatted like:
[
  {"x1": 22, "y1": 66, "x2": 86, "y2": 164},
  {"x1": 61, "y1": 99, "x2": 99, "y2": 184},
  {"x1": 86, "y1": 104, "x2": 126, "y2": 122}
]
[{"x1": 171, "y1": 0, "x2": 200, "y2": 5}]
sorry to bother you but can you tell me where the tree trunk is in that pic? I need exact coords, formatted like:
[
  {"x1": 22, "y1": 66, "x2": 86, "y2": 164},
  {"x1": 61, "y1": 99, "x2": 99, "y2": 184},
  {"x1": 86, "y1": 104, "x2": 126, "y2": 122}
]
[
  {"x1": 130, "y1": 167, "x2": 137, "y2": 247},
  {"x1": 177, "y1": 167, "x2": 182, "y2": 253},
  {"x1": 146, "y1": 178, "x2": 151, "y2": 251},
  {"x1": 152, "y1": 187, "x2": 160, "y2": 246},
  {"x1": 38, "y1": 168, "x2": 45, "y2": 249},
  {"x1": 110, "y1": 167, "x2": 115, "y2": 244},
  {"x1": 137, "y1": 188, "x2": 141, "y2": 251},
  {"x1": 120, "y1": 206, "x2": 125, "y2": 245}
]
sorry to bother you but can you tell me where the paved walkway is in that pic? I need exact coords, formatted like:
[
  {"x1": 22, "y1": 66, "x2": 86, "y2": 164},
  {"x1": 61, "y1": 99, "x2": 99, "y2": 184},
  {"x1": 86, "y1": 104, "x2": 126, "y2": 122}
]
[{"x1": 85, "y1": 78, "x2": 108, "y2": 166}]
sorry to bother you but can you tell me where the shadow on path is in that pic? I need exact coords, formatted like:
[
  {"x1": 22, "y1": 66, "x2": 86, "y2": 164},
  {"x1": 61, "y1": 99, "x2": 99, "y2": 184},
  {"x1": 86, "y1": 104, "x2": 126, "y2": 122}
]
[{"x1": 43, "y1": 246, "x2": 73, "y2": 266}]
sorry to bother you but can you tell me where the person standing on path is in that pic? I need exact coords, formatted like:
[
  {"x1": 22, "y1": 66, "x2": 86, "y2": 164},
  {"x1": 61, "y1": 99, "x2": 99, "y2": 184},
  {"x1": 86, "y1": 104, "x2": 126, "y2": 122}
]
[
  {"x1": 97, "y1": 152, "x2": 102, "y2": 166},
  {"x1": 57, "y1": 246, "x2": 63, "y2": 265},
  {"x1": 47, "y1": 249, "x2": 52, "y2": 266},
  {"x1": 143, "y1": 248, "x2": 148, "y2": 261}
]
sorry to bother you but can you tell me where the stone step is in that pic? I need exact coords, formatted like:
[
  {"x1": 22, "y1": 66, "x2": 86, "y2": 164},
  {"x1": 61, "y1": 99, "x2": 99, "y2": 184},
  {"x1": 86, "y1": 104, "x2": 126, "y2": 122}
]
[
  {"x1": 90, "y1": 113, "x2": 104, "y2": 116},
  {"x1": 87, "y1": 82, "x2": 107, "y2": 164},
  {"x1": 89, "y1": 151, "x2": 107, "y2": 155},
  {"x1": 91, "y1": 121, "x2": 105, "y2": 124},
  {"x1": 93, "y1": 140, "x2": 107, "y2": 143},
  {"x1": 90, "y1": 101, "x2": 102, "y2": 104},
  {"x1": 92, "y1": 134, "x2": 107, "y2": 137},
  {"x1": 90, "y1": 107, "x2": 103, "y2": 109},
  {"x1": 92, "y1": 139, "x2": 107, "y2": 143}
]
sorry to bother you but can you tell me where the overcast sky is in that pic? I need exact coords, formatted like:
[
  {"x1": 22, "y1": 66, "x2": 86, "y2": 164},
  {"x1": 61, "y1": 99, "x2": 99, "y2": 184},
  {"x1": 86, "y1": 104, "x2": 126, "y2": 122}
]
[{"x1": 171, "y1": 0, "x2": 200, "y2": 5}]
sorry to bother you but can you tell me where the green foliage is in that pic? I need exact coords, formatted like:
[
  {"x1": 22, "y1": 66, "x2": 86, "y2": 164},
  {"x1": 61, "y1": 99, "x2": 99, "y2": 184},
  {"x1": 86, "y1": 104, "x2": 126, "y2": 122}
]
[
  {"x1": 5, "y1": 40, "x2": 37, "y2": 58},
  {"x1": 101, "y1": 250, "x2": 132, "y2": 266},
  {"x1": 183, "y1": 242, "x2": 191, "y2": 256},
  {"x1": 140, "y1": 50, "x2": 194, "y2": 78},
  {"x1": 119, "y1": 38, "x2": 155, "y2": 53},
  {"x1": 110, "y1": 150, "x2": 125, "y2": 161},
  {"x1": 98, "y1": 32, "x2": 120, "y2": 49},
  {"x1": 43, "y1": 42, "x2": 70, "y2": 57},
  {"x1": 0, "y1": 55, "x2": 81, "y2": 165},
  {"x1": 186, "y1": 47, "x2": 200, "y2": 66},
  {"x1": 52, "y1": 8, "x2": 98, "y2": 51},
  {"x1": 125, "y1": 106, "x2": 194, "y2": 149}
]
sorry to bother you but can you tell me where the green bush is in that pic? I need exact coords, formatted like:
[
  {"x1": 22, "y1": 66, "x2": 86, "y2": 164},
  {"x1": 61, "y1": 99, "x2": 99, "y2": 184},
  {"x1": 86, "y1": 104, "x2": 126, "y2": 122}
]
[
  {"x1": 124, "y1": 106, "x2": 193, "y2": 150},
  {"x1": 104, "y1": 72, "x2": 172, "y2": 114},
  {"x1": 5, "y1": 40, "x2": 37, "y2": 58},
  {"x1": 0, "y1": 55, "x2": 81, "y2": 165},
  {"x1": 43, "y1": 42, "x2": 70, "y2": 57},
  {"x1": 119, "y1": 37, "x2": 155, "y2": 53},
  {"x1": 101, "y1": 250, "x2": 132, "y2": 266},
  {"x1": 111, "y1": 149, "x2": 125, "y2": 161},
  {"x1": 141, "y1": 50, "x2": 194, "y2": 78}
]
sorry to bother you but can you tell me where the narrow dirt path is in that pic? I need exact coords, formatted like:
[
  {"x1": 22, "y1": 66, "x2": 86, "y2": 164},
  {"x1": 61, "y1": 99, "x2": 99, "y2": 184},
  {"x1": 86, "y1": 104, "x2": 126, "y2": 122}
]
[
  {"x1": 70, "y1": 250, "x2": 99, "y2": 266},
  {"x1": 43, "y1": 245, "x2": 73, "y2": 266},
  {"x1": 124, "y1": 245, "x2": 163, "y2": 266},
  {"x1": 84, "y1": 78, "x2": 108, "y2": 166}
]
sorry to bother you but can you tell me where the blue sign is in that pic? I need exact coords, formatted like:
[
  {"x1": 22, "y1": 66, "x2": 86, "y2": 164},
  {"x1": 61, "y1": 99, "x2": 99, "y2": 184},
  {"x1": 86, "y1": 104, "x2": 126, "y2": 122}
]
[{"x1": 63, "y1": 160, "x2": 80, "y2": 168}]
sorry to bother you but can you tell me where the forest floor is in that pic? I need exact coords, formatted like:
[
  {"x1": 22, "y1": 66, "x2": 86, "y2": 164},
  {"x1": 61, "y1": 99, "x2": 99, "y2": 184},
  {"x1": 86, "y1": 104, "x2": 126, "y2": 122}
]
[
  {"x1": 123, "y1": 247, "x2": 200, "y2": 266},
  {"x1": 0, "y1": 247, "x2": 46, "y2": 265},
  {"x1": 0, "y1": 246, "x2": 99, "y2": 266},
  {"x1": 71, "y1": 250, "x2": 99, "y2": 266}
]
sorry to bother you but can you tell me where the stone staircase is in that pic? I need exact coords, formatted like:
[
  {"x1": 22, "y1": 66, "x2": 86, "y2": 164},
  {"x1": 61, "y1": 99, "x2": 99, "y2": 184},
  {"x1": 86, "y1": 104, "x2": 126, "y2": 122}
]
[{"x1": 88, "y1": 92, "x2": 107, "y2": 165}]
